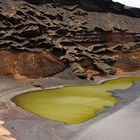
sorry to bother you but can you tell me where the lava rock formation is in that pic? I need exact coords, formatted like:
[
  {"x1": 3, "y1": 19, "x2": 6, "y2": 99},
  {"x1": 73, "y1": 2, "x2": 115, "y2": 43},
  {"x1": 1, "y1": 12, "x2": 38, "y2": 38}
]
[{"x1": 0, "y1": 0, "x2": 140, "y2": 79}]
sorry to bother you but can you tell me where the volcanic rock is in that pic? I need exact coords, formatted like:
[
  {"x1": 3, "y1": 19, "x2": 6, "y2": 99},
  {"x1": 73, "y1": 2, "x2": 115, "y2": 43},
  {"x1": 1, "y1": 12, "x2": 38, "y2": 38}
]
[{"x1": 0, "y1": 0, "x2": 140, "y2": 79}]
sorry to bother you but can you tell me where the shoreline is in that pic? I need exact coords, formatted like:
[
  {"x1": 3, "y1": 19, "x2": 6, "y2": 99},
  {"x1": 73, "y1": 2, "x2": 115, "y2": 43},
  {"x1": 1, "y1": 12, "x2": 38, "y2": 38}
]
[{"x1": 0, "y1": 71, "x2": 140, "y2": 140}]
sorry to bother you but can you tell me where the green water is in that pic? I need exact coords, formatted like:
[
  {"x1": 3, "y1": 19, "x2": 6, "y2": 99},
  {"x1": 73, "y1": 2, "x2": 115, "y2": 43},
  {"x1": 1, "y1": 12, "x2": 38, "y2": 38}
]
[{"x1": 12, "y1": 77, "x2": 140, "y2": 124}]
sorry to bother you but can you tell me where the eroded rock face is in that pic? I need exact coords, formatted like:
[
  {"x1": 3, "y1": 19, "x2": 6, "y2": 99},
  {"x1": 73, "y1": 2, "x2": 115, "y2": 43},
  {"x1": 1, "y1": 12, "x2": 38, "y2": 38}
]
[
  {"x1": 0, "y1": 0, "x2": 140, "y2": 79},
  {"x1": 0, "y1": 50, "x2": 65, "y2": 78}
]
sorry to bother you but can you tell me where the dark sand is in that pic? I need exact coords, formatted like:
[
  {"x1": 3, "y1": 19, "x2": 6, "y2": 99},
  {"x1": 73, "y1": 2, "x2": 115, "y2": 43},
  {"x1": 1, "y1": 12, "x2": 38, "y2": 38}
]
[{"x1": 0, "y1": 72, "x2": 140, "y2": 140}]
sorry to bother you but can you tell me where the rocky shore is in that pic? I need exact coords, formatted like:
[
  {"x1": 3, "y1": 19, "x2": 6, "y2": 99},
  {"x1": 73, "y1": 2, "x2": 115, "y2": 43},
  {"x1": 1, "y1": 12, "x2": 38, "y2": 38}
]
[{"x1": 0, "y1": 0, "x2": 140, "y2": 139}]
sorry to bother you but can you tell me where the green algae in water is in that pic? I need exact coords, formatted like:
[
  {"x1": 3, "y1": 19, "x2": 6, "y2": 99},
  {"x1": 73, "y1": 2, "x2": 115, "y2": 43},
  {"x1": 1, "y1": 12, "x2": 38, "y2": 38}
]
[{"x1": 12, "y1": 77, "x2": 140, "y2": 125}]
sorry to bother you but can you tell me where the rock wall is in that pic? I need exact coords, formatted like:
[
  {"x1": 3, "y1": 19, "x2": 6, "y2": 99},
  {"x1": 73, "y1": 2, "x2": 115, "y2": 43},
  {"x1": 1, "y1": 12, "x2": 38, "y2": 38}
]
[
  {"x1": 0, "y1": 50, "x2": 64, "y2": 78},
  {"x1": 0, "y1": 0, "x2": 140, "y2": 79}
]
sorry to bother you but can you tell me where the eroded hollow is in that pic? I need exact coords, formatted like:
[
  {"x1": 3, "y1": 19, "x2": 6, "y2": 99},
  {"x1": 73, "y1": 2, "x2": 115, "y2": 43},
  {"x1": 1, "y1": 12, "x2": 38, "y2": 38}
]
[{"x1": 12, "y1": 77, "x2": 140, "y2": 125}]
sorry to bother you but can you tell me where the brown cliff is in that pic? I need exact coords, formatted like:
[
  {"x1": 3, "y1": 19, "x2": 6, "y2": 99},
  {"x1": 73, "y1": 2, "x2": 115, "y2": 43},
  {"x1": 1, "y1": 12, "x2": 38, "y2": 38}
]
[{"x1": 0, "y1": 0, "x2": 140, "y2": 79}]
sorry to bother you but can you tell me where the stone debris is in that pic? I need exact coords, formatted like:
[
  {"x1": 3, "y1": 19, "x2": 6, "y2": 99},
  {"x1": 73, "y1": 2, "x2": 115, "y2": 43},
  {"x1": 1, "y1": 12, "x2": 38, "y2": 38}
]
[{"x1": 0, "y1": 120, "x2": 16, "y2": 140}]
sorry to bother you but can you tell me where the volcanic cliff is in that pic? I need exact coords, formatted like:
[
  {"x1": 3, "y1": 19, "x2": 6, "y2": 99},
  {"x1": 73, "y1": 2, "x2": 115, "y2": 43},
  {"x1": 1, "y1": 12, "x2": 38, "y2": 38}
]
[{"x1": 0, "y1": 0, "x2": 140, "y2": 79}]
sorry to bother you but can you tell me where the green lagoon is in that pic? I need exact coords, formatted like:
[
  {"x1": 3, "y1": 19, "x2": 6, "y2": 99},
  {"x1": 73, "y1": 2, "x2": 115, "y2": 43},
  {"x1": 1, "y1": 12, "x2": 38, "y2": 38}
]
[{"x1": 12, "y1": 77, "x2": 140, "y2": 124}]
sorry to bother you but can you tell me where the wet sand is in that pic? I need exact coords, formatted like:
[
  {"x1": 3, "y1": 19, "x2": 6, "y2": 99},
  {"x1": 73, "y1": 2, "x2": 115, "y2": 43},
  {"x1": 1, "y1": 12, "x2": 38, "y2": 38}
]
[{"x1": 0, "y1": 72, "x2": 140, "y2": 140}]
